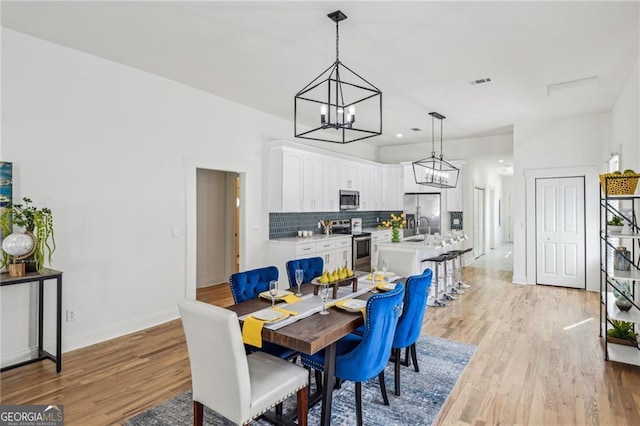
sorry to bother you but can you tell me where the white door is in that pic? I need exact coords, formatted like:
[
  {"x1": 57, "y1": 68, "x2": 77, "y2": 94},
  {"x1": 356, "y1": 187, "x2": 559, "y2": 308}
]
[{"x1": 536, "y1": 177, "x2": 585, "y2": 288}]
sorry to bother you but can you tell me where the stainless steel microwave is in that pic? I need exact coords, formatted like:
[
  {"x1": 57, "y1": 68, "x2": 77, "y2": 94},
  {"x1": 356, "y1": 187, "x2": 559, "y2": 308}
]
[{"x1": 339, "y1": 190, "x2": 360, "y2": 210}]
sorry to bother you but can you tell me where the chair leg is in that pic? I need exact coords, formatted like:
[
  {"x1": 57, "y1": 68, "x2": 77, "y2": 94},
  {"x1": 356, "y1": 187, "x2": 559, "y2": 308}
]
[
  {"x1": 355, "y1": 382, "x2": 363, "y2": 426},
  {"x1": 394, "y1": 347, "x2": 401, "y2": 396},
  {"x1": 296, "y1": 386, "x2": 308, "y2": 426},
  {"x1": 315, "y1": 370, "x2": 323, "y2": 393},
  {"x1": 275, "y1": 402, "x2": 283, "y2": 416},
  {"x1": 193, "y1": 401, "x2": 203, "y2": 426},
  {"x1": 410, "y1": 343, "x2": 419, "y2": 372},
  {"x1": 378, "y1": 371, "x2": 390, "y2": 405},
  {"x1": 403, "y1": 347, "x2": 411, "y2": 367}
]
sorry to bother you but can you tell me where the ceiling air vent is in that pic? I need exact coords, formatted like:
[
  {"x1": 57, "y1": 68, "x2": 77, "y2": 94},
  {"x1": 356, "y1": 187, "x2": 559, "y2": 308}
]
[
  {"x1": 469, "y1": 77, "x2": 492, "y2": 85},
  {"x1": 411, "y1": 128, "x2": 421, "y2": 132}
]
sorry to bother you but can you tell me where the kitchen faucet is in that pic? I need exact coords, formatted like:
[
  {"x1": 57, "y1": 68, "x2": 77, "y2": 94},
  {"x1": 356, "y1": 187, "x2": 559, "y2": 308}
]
[{"x1": 417, "y1": 216, "x2": 431, "y2": 236}]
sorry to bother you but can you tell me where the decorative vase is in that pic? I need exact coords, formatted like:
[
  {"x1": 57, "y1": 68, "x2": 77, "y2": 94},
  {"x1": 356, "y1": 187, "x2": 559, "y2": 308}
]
[
  {"x1": 615, "y1": 294, "x2": 633, "y2": 312},
  {"x1": 391, "y1": 227, "x2": 401, "y2": 243}
]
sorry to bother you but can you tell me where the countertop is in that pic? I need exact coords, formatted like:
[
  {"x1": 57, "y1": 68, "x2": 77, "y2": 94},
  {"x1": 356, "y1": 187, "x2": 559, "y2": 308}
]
[{"x1": 269, "y1": 233, "x2": 353, "y2": 244}]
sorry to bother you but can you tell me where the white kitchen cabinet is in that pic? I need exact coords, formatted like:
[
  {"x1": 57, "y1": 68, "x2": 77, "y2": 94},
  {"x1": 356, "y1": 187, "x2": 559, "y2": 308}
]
[
  {"x1": 269, "y1": 146, "x2": 326, "y2": 212},
  {"x1": 446, "y1": 168, "x2": 463, "y2": 211},
  {"x1": 357, "y1": 165, "x2": 371, "y2": 210},
  {"x1": 339, "y1": 161, "x2": 358, "y2": 190},
  {"x1": 268, "y1": 236, "x2": 353, "y2": 287},
  {"x1": 382, "y1": 165, "x2": 404, "y2": 210},
  {"x1": 269, "y1": 148, "x2": 304, "y2": 212},
  {"x1": 335, "y1": 237, "x2": 353, "y2": 270},
  {"x1": 323, "y1": 158, "x2": 340, "y2": 211},
  {"x1": 303, "y1": 155, "x2": 323, "y2": 211},
  {"x1": 370, "y1": 167, "x2": 383, "y2": 211},
  {"x1": 371, "y1": 229, "x2": 392, "y2": 270}
]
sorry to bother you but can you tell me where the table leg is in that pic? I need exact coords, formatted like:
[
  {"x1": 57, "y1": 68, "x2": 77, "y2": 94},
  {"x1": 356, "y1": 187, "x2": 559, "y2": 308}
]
[
  {"x1": 38, "y1": 280, "x2": 44, "y2": 355},
  {"x1": 320, "y1": 342, "x2": 336, "y2": 426},
  {"x1": 56, "y1": 276, "x2": 62, "y2": 373}
]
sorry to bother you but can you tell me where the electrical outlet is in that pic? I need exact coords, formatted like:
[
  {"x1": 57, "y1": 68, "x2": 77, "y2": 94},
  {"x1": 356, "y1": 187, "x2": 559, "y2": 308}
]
[
  {"x1": 376, "y1": 217, "x2": 380, "y2": 223},
  {"x1": 318, "y1": 221, "x2": 321, "y2": 229},
  {"x1": 66, "y1": 308, "x2": 77, "y2": 322}
]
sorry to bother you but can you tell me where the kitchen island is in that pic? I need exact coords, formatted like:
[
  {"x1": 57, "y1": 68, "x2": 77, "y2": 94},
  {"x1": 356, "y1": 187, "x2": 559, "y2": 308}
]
[{"x1": 378, "y1": 234, "x2": 470, "y2": 305}]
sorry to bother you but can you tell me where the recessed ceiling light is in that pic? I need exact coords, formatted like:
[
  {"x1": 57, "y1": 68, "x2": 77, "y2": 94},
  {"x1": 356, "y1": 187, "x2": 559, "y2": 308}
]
[
  {"x1": 498, "y1": 159, "x2": 504, "y2": 163},
  {"x1": 396, "y1": 133, "x2": 403, "y2": 138}
]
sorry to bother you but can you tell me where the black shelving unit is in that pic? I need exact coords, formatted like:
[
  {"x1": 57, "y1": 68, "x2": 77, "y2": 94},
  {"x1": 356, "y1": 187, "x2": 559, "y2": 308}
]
[{"x1": 599, "y1": 175, "x2": 640, "y2": 366}]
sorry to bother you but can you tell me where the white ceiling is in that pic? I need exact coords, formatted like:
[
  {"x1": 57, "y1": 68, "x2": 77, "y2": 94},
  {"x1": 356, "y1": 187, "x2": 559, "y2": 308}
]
[{"x1": 2, "y1": 1, "x2": 639, "y2": 153}]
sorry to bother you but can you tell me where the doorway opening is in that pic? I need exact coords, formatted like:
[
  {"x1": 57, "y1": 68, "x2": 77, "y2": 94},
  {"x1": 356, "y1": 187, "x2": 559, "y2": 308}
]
[{"x1": 195, "y1": 168, "x2": 240, "y2": 306}]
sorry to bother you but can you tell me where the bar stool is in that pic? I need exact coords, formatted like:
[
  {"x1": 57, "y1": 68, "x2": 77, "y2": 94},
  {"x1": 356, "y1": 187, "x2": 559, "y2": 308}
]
[
  {"x1": 422, "y1": 254, "x2": 453, "y2": 307},
  {"x1": 443, "y1": 250, "x2": 464, "y2": 295},
  {"x1": 457, "y1": 247, "x2": 473, "y2": 289}
]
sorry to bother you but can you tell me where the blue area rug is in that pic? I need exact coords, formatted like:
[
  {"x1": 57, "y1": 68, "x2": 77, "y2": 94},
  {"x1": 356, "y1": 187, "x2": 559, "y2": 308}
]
[{"x1": 124, "y1": 335, "x2": 476, "y2": 426}]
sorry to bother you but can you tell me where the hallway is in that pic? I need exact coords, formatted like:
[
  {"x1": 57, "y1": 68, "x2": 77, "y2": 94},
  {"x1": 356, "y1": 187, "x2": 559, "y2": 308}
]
[{"x1": 468, "y1": 242, "x2": 513, "y2": 271}]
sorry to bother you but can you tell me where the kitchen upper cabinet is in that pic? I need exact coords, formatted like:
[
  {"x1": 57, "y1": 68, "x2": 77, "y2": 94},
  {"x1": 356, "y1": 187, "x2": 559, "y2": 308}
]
[
  {"x1": 303, "y1": 155, "x2": 323, "y2": 211},
  {"x1": 323, "y1": 158, "x2": 340, "y2": 211},
  {"x1": 269, "y1": 146, "x2": 324, "y2": 212},
  {"x1": 369, "y1": 167, "x2": 383, "y2": 211},
  {"x1": 339, "y1": 162, "x2": 358, "y2": 190},
  {"x1": 269, "y1": 148, "x2": 304, "y2": 212},
  {"x1": 357, "y1": 165, "x2": 371, "y2": 210},
  {"x1": 382, "y1": 165, "x2": 403, "y2": 210}
]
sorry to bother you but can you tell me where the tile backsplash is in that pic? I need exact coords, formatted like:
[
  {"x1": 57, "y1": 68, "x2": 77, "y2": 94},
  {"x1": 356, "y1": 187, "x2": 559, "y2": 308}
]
[
  {"x1": 269, "y1": 210, "x2": 403, "y2": 239},
  {"x1": 449, "y1": 211, "x2": 463, "y2": 230}
]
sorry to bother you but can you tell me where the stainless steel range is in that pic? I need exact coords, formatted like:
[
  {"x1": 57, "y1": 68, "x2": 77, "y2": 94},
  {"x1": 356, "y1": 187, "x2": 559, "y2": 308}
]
[{"x1": 331, "y1": 219, "x2": 371, "y2": 272}]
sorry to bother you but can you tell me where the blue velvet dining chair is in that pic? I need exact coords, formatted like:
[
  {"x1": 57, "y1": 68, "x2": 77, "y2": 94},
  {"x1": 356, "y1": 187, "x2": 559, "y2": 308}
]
[
  {"x1": 300, "y1": 283, "x2": 405, "y2": 426},
  {"x1": 229, "y1": 266, "x2": 297, "y2": 361},
  {"x1": 390, "y1": 268, "x2": 432, "y2": 396},
  {"x1": 285, "y1": 257, "x2": 324, "y2": 289}
]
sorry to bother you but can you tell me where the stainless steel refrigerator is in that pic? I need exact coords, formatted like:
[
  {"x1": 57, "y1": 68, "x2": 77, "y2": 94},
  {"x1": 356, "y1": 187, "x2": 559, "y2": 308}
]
[{"x1": 403, "y1": 193, "x2": 441, "y2": 237}]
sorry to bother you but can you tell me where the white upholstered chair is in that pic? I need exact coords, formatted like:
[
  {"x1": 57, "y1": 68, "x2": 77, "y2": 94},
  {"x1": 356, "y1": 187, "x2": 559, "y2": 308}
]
[{"x1": 178, "y1": 299, "x2": 308, "y2": 426}]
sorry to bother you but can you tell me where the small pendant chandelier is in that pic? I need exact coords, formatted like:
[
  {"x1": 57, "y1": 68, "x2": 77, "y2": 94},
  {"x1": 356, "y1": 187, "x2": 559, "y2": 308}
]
[
  {"x1": 412, "y1": 112, "x2": 460, "y2": 188},
  {"x1": 294, "y1": 10, "x2": 382, "y2": 144}
]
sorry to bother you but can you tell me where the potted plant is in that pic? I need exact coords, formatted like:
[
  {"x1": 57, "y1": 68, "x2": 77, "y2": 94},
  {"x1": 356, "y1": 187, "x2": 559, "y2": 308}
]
[
  {"x1": 607, "y1": 320, "x2": 639, "y2": 347},
  {"x1": 607, "y1": 215, "x2": 624, "y2": 233},
  {"x1": 1, "y1": 197, "x2": 55, "y2": 273}
]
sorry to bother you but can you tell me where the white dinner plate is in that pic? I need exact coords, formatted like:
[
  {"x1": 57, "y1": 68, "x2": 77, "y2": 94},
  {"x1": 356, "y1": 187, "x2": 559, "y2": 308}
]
[
  {"x1": 336, "y1": 299, "x2": 366, "y2": 313},
  {"x1": 251, "y1": 309, "x2": 289, "y2": 322},
  {"x1": 377, "y1": 282, "x2": 397, "y2": 291},
  {"x1": 259, "y1": 289, "x2": 293, "y2": 300}
]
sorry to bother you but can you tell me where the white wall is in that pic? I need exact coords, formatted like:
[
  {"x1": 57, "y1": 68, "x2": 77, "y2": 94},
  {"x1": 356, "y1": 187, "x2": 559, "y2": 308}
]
[
  {"x1": 610, "y1": 57, "x2": 639, "y2": 172},
  {"x1": 0, "y1": 29, "x2": 377, "y2": 364},
  {"x1": 512, "y1": 113, "x2": 609, "y2": 289}
]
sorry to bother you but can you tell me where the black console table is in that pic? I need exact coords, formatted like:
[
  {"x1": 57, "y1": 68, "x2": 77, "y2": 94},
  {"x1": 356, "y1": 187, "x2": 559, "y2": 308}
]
[{"x1": 0, "y1": 268, "x2": 63, "y2": 373}]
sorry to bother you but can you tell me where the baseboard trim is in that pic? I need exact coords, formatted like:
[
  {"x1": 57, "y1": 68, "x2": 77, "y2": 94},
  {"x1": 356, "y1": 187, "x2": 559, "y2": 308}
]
[
  {"x1": 512, "y1": 275, "x2": 528, "y2": 285},
  {"x1": 64, "y1": 307, "x2": 180, "y2": 353}
]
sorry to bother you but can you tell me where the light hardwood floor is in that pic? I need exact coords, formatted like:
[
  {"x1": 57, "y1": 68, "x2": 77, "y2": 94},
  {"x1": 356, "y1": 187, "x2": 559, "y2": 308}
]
[{"x1": 1, "y1": 268, "x2": 639, "y2": 425}]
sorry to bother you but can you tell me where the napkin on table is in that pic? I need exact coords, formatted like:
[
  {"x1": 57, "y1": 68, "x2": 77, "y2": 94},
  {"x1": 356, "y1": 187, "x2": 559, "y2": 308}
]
[{"x1": 242, "y1": 316, "x2": 265, "y2": 348}]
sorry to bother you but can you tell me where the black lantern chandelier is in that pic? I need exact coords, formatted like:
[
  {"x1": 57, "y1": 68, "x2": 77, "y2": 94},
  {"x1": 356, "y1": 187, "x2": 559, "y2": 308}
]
[
  {"x1": 294, "y1": 10, "x2": 382, "y2": 144},
  {"x1": 412, "y1": 112, "x2": 460, "y2": 188}
]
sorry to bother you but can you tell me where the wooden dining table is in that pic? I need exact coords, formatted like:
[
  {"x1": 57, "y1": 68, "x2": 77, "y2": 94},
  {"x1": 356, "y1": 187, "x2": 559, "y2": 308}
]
[{"x1": 227, "y1": 280, "x2": 374, "y2": 426}]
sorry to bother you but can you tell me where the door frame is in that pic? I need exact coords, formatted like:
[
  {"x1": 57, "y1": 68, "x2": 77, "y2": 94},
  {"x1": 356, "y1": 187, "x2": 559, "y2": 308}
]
[
  {"x1": 185, "y1": 155, "x2": 247, "y2": 299},
  {"x1": 523, "y1": 166, "x2": 599, "y2": 290}
]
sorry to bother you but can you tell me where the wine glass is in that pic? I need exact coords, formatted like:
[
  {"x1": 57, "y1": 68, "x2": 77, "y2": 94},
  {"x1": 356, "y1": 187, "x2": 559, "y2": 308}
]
[
  {"x1": 381, "y1": 259, "x2": 389, "y2": 281},
  {"x1": 295, "y1": 269, "x2": 304, "y2": 297},
  {"x1": 269, "y1": 280, "x2": 278, "y2": 308},
  {"x1": 319, "y1": 285, "x2": 330, "y2": 315},
  {"x1": 370, "y1": 265, "x2": 379, "y2": 293}
]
